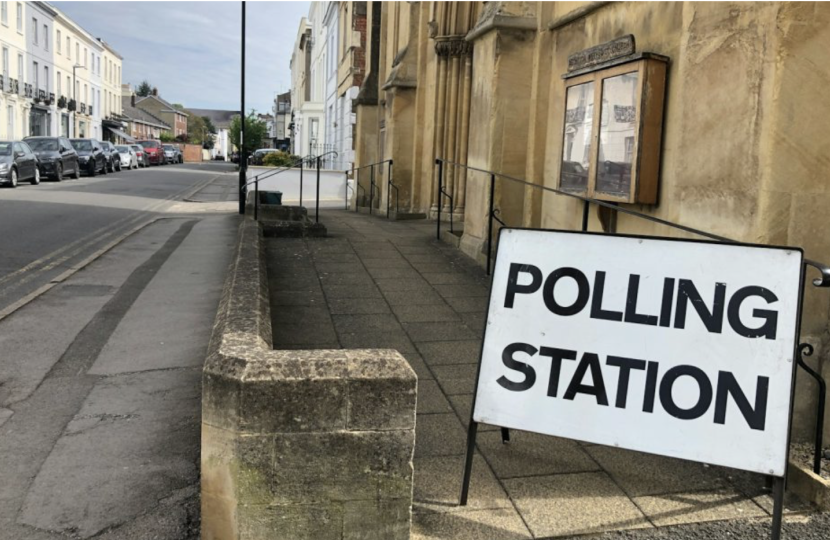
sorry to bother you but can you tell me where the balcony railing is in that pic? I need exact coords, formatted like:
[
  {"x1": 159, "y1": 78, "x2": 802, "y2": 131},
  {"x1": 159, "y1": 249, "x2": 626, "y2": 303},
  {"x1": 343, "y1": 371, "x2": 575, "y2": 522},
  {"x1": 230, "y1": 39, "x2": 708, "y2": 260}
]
[
  {"x1": 88, "y1": 105, "x2": 93, "y2": 116},
  {"x1": 23, "y1": 83, "x2": 32, "y2": 98},
  {"x1": 58, "y1": 95, "x2": 67, "y2": 108},
  {"x1": 80, "y1": 103, "x2": 86, "y2": 114},
  {"x1": 10, "y1": 78, "x2": 18, "y2": 95},
  {"x1": 68, "y1": 99, "x2": 77, "y2": 112}
]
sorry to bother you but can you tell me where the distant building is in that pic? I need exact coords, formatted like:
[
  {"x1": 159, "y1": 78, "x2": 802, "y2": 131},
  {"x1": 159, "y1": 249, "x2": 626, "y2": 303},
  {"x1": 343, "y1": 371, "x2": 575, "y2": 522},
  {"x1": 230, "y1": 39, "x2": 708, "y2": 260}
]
[
  {"x1": 187, "y1": 108, "x2": 236, "y2": 161},
  {"x1": 134, "y1": 90, "x2": 188, "y2": 138},
  {"x1": 120, "y1": 86, "x2": 169, "y2": 141}
]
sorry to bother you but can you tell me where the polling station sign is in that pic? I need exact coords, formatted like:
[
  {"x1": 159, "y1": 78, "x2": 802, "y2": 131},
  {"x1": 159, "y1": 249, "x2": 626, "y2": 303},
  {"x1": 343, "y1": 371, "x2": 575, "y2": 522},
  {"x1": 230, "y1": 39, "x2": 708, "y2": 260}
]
[{"x1": 472, "y1": 229, "x2": 803, "y2": 477}]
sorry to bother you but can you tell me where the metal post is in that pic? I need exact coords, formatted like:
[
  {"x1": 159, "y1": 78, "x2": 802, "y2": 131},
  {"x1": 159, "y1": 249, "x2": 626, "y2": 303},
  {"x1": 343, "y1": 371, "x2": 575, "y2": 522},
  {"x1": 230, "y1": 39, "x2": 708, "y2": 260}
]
[
  {"x1": 771, "y1": 476, "x2": 784, "y2": 540},
  {"x1": 369, "y1": 164, "x2": 375, "y2": 216},
  {"x1": 487, "y1": 173, "x2": 495, "y2": 276},
  {"x1": 459, "y1": 421, "x2": 478, "y2": 506},
  {"x1": 390, "y1": 160, "x2": 396, "y2": 213},
  {"x1": 436, "y1": 159, "x2": 443, "y2": 240},
  {"x1": 387, "y1": 162, "x2": 391, "y2": 218},
  {"x1": 581, "y1": 199, "x2": 589, "y2": 232},
  {"x1": 300, "y1": 159, "x2": 304, "y2": 207},
  {"x1": 344, "y1": 171, "x2": 349, "y2": 210},
  {"x1": 796, "y1": 343, "x2": 826, "y2": 474},
  {"x1": 238, "y1": 1, "x2": 246, "y2": 215},
  {"x1": 316, "y1": 156, "x2": 321, "y2": 223},
  {"x1": 254, "y1": 178, "x2": 258, "y2": 221}
]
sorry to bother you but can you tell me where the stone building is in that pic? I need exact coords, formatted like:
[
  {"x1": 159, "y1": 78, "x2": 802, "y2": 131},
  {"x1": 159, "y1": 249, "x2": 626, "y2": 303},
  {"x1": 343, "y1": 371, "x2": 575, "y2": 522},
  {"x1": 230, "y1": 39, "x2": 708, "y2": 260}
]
[
  {"x1": 134, "y1": 89, "x2": 188, "y2": 138},
  {"x1": 351, "y1": 1, "x2": 830, "y2": 445}
]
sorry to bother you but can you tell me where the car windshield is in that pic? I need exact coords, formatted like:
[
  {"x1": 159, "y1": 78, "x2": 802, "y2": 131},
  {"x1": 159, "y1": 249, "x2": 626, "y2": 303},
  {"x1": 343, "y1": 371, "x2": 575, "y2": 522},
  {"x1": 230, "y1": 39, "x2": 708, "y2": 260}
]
[
  {"x1": 131, "y1": 146, "x2": 143, "y2": 152},
  {"x1": 27, "y1": 139, "x2": 58, "y2": 151},
  {"x1": 0, "y1": 142, "x2": 11, "y2": 156},
  {"x1": 162, "y1": 145, "x2": 174, "y2": 150},
  {"x1": 140, "y1": 141, "x2": 159, "y2": 148},
  {"x1": 70, "y1": 140, "x2": 92, "y2": 151},
  {"x1": 116, "y1": 146, "x2": 130, "y2": 152}
]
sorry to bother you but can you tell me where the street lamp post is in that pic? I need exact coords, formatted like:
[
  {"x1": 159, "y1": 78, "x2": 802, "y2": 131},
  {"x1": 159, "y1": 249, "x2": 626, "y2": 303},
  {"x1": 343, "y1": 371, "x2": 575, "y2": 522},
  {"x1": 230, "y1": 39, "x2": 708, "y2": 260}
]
[
  {"x1": 239, "y1": 1, "x2": 247, "y2": 215},
  {"x1": 72, "y1": 64, "x2": 85, "y2": 138}
]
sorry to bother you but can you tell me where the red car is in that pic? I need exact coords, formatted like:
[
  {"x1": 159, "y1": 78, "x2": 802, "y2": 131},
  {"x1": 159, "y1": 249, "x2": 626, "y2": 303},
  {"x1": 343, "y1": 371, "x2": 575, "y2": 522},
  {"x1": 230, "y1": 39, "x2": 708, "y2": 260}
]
[{"x1": 138, "y1": 140, "x2": 164, "y2": 165}]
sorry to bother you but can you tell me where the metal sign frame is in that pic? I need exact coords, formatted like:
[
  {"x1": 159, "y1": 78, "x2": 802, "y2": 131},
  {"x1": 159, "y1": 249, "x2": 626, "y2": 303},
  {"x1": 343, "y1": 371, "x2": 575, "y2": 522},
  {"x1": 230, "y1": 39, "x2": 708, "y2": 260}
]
[{"x1": 459, "y1": 227, "x2": 807, "y2": 540}]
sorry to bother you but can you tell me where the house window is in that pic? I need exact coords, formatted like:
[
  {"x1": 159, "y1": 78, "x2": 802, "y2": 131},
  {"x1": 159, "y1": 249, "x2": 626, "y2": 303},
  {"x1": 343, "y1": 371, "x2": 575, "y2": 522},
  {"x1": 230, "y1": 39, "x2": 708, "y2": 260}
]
[
  {"x1": 1, "y1": 2, "x2": 7, "y2": 26},
  {"x1": 66, "y1": 76, "x2": 70, "y2": 98},
  {"x1": 83, "y1": 47, "x2": 87, "y2": 67},
  {"x1": 67, "y1": 37, "x2": 70, "y2": 59},
  {"x1": 43, "y1": 24, "x2": 48, "y2": 50},
  {"x1": 17, "y1": 53, "x2": 22, "y2": 82},
  {"x1": 57, "y1": 72, "x2": 61, "y2": 95},
  {"x1": 32, "y1": 18, "x2": 37, "y2": 44},
  {"x1": 43, "y1": 65, "x2": 47, "y2": 92},
  {"x1": 2, "y1": 47, "x2": 8, "y2": 81},
  {"x1": 32, "y1": 61, "x2": 38, "y2": 90},
  {"x1": 56, "y1": 29, "x2": 61, "y2": 53},
  {"x1": 7, "y1": 105, "x2": 13, "y2": 138},
  {"x1": 75, "y1": 43, "x2": 79, "y2": 62},
  {"x1": 16, "y1": 3, "x2": 21, "y2": 32},
  {"x1": 559, "y1": 55, "x2": 667, "y2": 204}
]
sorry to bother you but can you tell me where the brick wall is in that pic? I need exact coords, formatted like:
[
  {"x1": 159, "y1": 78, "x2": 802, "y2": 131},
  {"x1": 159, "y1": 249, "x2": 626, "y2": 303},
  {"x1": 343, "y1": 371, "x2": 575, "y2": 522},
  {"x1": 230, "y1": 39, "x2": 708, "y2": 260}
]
[{"x1": 352, "y1": 6, "x2": 367, "y2": 89}]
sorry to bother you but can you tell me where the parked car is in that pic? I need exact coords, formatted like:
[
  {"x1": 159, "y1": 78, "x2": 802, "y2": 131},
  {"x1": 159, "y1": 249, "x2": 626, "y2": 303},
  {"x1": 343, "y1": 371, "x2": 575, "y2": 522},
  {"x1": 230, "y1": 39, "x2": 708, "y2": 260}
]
[
  {"x1": 24, "y1": 136, "x2": 80, "y2": 181},
  {"x1": 0, "y1": 141, "x2": 40, "y2": 187},
  {"x1": 251, "y1": 148, "x2": 278, "y2": 165},
  {"x1": 70, "y1": 139, "x2": 107, "y2": 176},
  {"x1": 101, "y1": 141, "x2": 122, "y2": 172},
  {"x1": 162, "y1": 144, "x2": 182, "y2": 164},
  {"x1": 138, "y1": 140, "x2": 164, "y2": 165},
  {"x1": 116, "y1": 145, "x2": 139, "y2": 170},
  {"x1": 130, "y1": 144, "x2": 148, "y2": 168}
]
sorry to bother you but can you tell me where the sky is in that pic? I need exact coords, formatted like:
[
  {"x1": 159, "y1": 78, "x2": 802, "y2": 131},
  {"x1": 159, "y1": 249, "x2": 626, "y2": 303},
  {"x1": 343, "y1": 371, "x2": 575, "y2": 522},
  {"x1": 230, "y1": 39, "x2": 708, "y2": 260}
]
[{"x1": 56, "y1": 1, "x2": 310, "y2": 113}]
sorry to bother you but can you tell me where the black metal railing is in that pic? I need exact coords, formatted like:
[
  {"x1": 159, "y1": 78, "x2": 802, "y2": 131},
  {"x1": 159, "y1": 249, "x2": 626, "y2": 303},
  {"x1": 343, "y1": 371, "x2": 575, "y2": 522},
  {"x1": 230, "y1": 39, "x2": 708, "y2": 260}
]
[
  {"x1": 435, "y1": 157, "x2": 830, "y2": 476},
  {"x1": 309, "y1": 143, "x2": 340, "y2": 169},
  {"x1": 242, "y1": 151, "x2": 338, "y2": 223},
  {"x1": 345, "y1": 159, "x2": 393, "y2": 217}
]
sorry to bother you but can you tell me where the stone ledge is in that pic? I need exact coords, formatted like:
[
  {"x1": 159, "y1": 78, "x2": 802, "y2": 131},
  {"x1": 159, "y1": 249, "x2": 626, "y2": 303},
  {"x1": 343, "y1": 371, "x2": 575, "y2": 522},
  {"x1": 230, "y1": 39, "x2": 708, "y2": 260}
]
[
  {"x1": 788, "y1": 459, "x2": 830, "y2": 511},
  {"x1": 202, "y1": 217, "x2": 417, "y2": 540}
]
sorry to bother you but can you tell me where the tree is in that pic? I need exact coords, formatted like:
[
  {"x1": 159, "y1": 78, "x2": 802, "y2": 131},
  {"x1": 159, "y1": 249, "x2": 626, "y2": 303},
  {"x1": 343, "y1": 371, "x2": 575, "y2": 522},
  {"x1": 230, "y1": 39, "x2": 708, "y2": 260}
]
[
  {"x1": 136, "y1": 80, "x2": 153, "y2": 97},
  {"x1": 201, "y1": 116, "x2": 217, "y2": 150},
  {"x1": 229, "y1": 111, "x2": 267, "y2": 155}
]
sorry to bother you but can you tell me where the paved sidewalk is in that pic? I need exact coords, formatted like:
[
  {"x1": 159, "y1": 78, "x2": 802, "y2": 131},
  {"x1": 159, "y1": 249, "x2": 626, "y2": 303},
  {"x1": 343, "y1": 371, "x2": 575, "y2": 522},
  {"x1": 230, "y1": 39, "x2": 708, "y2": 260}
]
[{"x1": 264, "y1": 209, "x2": 816, "y2": 540}]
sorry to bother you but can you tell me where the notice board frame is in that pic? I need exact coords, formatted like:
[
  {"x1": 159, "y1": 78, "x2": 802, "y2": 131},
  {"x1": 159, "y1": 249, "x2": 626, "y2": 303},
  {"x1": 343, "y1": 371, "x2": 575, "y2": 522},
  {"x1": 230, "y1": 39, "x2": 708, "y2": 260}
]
[{"x1": 458, "y1": 226, "x2": 806, "y2": 540}]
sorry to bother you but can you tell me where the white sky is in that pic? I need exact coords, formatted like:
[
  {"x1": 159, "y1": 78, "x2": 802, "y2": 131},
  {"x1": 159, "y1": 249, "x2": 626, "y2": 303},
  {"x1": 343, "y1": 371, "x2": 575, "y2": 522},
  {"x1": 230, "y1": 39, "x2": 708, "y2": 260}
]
[{"x1": 56, "y1": 1, "x2": 310, "y2": 112}]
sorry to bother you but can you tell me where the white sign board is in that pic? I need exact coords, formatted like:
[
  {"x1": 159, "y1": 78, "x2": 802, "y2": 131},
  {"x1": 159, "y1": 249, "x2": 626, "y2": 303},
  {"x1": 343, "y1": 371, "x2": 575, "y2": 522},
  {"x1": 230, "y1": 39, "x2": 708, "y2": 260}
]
[{"x1": 473, "y1": 229, "x2": 803, "y2": 477}]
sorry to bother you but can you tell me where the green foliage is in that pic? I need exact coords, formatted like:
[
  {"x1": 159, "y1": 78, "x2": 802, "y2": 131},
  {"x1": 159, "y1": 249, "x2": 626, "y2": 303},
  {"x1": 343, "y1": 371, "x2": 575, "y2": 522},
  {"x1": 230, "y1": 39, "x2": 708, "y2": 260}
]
[
  {"x1": 136, "y1": 81, "x2": 153, "y2": 97},
  {"x1": 229, "y1": 111, "x2": 267, "y2": 155},
  {"x1": 159, "y1": 132, "x2": 175, "y2": 142},
  {"x1": 262, "y1": 151, "x2": 300, "y2": 168}
]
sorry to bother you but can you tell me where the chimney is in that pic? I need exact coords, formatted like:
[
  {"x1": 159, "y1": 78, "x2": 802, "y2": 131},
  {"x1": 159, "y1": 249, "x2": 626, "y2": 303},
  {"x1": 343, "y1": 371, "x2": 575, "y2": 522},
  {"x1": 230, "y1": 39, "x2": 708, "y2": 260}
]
[
  {"x1": 152, "y1": 87, "x2": 158, "y2": 96},
  {"x1": 131, "y1": 94, "x2": 136, "y2": 107}
]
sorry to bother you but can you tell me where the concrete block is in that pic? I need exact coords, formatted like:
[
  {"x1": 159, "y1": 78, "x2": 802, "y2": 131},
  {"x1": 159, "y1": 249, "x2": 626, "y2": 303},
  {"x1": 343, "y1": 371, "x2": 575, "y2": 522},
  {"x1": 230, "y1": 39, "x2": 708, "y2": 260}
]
[{"x1": 202, "y1": 219, "x2": 417, "y2": 539}]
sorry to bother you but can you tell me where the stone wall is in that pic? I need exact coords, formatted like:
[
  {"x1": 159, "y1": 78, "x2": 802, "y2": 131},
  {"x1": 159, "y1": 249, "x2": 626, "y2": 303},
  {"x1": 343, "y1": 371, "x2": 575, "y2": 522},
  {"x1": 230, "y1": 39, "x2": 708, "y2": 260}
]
[{"x1": 201, "y1": 219, "x2": 417, "y2": 540}]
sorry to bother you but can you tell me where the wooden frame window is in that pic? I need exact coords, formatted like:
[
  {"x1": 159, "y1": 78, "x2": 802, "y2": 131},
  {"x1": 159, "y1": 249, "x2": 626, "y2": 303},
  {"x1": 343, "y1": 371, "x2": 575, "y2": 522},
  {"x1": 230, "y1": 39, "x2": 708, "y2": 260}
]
[{"x1": 560, "y1": 55, "x2": 667, "y2": 204}]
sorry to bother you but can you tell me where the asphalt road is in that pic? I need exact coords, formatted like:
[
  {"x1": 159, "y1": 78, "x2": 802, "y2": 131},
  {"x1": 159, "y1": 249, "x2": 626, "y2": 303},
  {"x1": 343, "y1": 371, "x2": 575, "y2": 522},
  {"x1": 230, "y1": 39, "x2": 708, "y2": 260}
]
[
  {"x1": 0, "y1": 161, "x2": 236, "y2": 317},
  {"x1": 0, "y1": 162, "x2": 240, "y2": 539}
]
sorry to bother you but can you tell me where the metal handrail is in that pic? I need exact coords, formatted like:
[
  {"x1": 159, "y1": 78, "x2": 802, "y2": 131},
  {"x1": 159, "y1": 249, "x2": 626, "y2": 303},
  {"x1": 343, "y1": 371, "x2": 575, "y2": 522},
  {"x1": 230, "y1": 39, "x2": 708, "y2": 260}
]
[
  {"x1": 345, "y1": 159, "x2": 393, "y2": 216},
  {"x1": 434, "y1": 156, "x2": 830, "y2": 475},
  {"x1": 243, "y1": 151, "x2": 338, "y2": 221}
]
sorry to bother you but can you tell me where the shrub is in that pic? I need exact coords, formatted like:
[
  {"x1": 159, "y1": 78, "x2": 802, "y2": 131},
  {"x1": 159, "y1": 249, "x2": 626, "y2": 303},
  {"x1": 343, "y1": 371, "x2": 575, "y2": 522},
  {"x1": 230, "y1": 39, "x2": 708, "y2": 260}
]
[{"x1": 262, "y1": 151, "x2": 301, "y2": 168}]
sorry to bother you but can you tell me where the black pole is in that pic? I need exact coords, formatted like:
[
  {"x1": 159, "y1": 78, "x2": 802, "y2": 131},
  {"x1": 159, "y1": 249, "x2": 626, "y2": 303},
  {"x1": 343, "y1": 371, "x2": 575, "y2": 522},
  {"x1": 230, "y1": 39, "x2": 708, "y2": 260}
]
[
  {"x1": 581, "y1": 199, "x2": 590, "y2": 231},
  {"x1": 436, "y1": 159, "x2": 443, "y2": 240},
  {"x1": 238, "y1": 1, "x2": 246, "y2": 215},
  {"x1": 390, "y1": 160, "x2": 397, "y2": 214},
  {"x1": 771, "y1": 476, "x2": 784, "y2": 540},
  {"x1": 316, "y1": 156, "x2": 320, "y2": 223},
  {"x1": 369, "y1": 164, "x2": 374, "y2": 216},
  {"x1": 487, "y1": 173, "x2": 495, "y2": 276},
  {"x1": 300, "y1": 159, "x2": 304, "y2": 206},
  {"x1": 387, "y1": 163, "x2": 390, "y2": 218},
  {"x1": 459, "y1": 421, "x2": 478, "y2": 506},
  {"x1": 254, "y1": 178, "x2": 258, "y2": 221},
  {"x1": 344, "y1": 171, "x2": 348, "y2": 210}
]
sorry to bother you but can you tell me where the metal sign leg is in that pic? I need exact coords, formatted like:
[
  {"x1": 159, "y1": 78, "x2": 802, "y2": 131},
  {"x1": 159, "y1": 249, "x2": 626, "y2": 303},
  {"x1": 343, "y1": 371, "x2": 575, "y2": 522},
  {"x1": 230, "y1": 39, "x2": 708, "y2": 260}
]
[
  {"x1": 459, "y1": 421, "x2": 479, "y2": 506},
  {"x1": 771, "y1": 476, "x2": 784, "y2": 540}
]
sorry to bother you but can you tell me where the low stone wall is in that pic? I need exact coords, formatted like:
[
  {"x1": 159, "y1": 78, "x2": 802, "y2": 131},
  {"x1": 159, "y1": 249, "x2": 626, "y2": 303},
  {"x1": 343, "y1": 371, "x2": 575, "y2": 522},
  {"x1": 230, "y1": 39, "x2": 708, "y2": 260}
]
[{"x1": 201, "y1": 219, "x2": 417, "y2": 540}]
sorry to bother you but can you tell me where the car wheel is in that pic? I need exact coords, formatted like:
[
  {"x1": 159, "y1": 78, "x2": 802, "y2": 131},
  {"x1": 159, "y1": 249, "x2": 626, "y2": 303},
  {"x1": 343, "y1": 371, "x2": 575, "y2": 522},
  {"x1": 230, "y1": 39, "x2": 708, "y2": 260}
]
[
  {"x1": 70, "y1": 162, "x2": 80, "y2": 179},
  {"x1": 88, "y1": 162, "x2": 96, "y2": 177},
  {"x1": 55, "y1": 163, "x2": 63, "y2": 182},
  {"x1": 31, "y1": 167, "x2": 41, "y2": 185},
  {"x1": 101, "y1": 161, "x2": 107, "y2": 175},
  {"x1": 116, "y1": 160, "x2": 122, "y2": 172},
  {"x1": 10, "y1": 168, "x2": 18, "y2": 188}
]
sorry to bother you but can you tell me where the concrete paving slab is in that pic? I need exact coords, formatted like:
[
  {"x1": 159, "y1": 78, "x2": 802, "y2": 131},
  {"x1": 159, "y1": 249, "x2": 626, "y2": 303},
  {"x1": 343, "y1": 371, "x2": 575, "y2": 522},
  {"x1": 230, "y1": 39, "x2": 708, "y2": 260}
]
[
  {"x1": 633, "y1": 489, "x2": 767, "y2": 527},
  {"x1": 375, "y1": 278, "x2": 434, "y2": 293},
  {"x1": 332, "y1": 313, "x2": 403, "y2": 333},
  {"x1": 270, "y1": 290, "x2": 328, "y2": 306},
  {"x1": 585, "y1": 445, "x2": 728, "y2": 497},
  {"x1": 338, "y1": 331, "x2": 416, "y2": 352},
  {"x1": 321, "y1": 282, "x2": 383, "y2": 299},
  {"x1": 417, "y1": 380, "x2": 454, "y2": 414},
  {"x1": 317, "y1": 272, "x2": 375, "y2": 285},
  {"x1": 412, "y1": 509, "x2": 531, "y2": 540},
  {"x1": 415, "y1": 413, "x2": 468, "y2": 458},
  {"x1": 416, "y1": 340, "x2": 482, "y2": 365},
  {"x1": 504, "y1": 472, "x2": 653, "y2": 538},
  {"x1": 392, "y1": 303, "x2": 460, "y2": 323},
  {"x1": 365, "y1": 266, "x2": 424, "y2": 279},
  {"x1": 315, "y1": 262, "x2": 366, "y2": 274},
  {"x1": 413, "y1": 454, "x2": 513, "y2": 514},
  {"x1": 443, "y1": 296, "x2": 489, "y2": 313},
  {"x1": 432, "y1": 363, "x2": 478, "y2": 395},
  {"x1": 477, "y1": 430, "x2": 600, "y2": 479},
  {"x1": 447, "y1": 394, "x2": 498, "y2": 432},
  {"x1": 433, "y1": 283, "x2": 490, "y2": 298},
  {"x1": 383, "y1": 289, "x2": 446, "y2": 306},
  {"x1": 272, "y1": 306, "x2": 333, "y2": 325},
  {"x1": 404, "y1": 322, "x2": 478, "y2": 342},
  {"x1": 327, "y1": 297, "x2": 391, "y2": 314},
  {"x1": 402, "y1": 351, "x2": 434, "y2": 380},
  {"x1": 421, "y1": 272, "x2": 477, "y2": 285},
  {"x1": 273, "y1": 323, "x2": 339, "y2": 346}
]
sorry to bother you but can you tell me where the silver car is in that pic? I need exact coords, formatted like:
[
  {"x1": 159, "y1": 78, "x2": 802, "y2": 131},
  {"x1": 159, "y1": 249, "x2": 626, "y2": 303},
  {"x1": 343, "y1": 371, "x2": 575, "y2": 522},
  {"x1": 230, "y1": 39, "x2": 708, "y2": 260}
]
[
  {"x1": 116, "y1": 145, "x2": 139, "y2": 170},
  {"x1": 162, "y1": 144, "x2": 182, "y2": 164}
]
